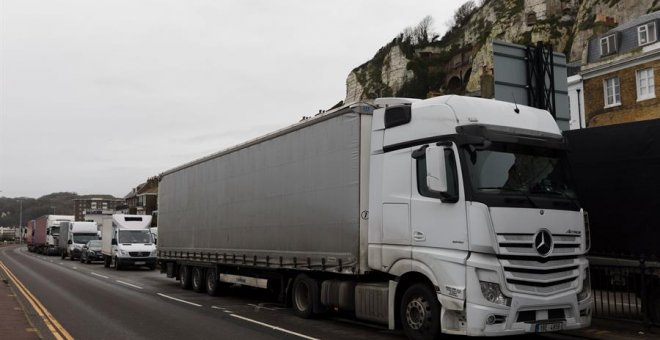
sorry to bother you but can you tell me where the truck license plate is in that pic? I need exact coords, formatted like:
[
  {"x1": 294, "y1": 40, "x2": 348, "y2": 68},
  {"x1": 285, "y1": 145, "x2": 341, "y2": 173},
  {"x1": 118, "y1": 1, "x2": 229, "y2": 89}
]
[
  {"x1": 135, "y1": 261, "x2": 146, "y2": 265},
  {"x1": 535, "y1": 322, "x2": 563, "y2": 333}
]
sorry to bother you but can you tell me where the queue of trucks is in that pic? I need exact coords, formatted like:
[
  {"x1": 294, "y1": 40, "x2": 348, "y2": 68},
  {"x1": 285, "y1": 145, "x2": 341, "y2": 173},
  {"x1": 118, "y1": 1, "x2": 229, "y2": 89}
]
[
  {"x1": 20, "y1": 95, "x2": 595, "y2": 339},
  {"x1": 26, "y1": 214, "x2": 157, "y2": 271}
]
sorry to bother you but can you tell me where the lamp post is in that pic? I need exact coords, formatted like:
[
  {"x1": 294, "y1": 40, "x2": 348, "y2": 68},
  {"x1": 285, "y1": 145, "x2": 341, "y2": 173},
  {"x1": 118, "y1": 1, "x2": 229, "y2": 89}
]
[{"x1": 18, "y1": 200, "x2": 23, "y2": 244}]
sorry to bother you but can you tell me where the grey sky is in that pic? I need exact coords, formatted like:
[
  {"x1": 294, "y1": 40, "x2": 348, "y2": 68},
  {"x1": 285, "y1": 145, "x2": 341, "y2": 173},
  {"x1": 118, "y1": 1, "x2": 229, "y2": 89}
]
[{"x1": 1, "y1": 0, "x2": 467, "y2": 198}]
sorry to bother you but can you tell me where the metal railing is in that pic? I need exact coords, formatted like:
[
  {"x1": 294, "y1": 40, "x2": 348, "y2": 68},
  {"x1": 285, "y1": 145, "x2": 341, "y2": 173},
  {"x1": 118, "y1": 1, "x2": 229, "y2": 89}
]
[{"x1": 590, "y1": 259, "x2": 658, "y2": 326}]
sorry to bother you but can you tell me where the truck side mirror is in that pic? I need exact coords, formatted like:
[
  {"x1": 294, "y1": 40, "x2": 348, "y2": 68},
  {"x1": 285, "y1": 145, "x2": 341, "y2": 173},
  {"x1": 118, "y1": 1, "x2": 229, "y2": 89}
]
[
  {"x1": 67, "y1": 240, "x2": 72, "y2": 245},
  {"x1": 425, "y1": 145, "x2": 448, "y2": 193},
  {"x1": 111, "y1": 238, "x2": 117, "y2": 245}
]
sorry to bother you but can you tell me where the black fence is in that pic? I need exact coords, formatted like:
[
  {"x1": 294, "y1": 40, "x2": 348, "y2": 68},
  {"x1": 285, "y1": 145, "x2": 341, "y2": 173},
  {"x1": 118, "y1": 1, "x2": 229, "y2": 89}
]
[{"x1": 590, "y1": 259, "x2": 659, "y2": 326}]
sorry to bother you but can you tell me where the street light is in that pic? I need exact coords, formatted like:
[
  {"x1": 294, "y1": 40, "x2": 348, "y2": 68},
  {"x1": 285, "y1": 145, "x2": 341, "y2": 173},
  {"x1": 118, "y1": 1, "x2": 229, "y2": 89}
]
[{"x1": 18, "y1": 200, "x2": 23, "y2": 245}]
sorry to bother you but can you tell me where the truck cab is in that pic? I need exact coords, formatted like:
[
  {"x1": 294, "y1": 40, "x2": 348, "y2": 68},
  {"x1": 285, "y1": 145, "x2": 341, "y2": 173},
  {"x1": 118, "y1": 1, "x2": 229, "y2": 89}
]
[
  {"x1": 60, "y1": 221, "x2": 99, "y2": 260},
  {"x1": 102, "y1": 214, "x2": 157, "y2": 270},
  {"x1": 368, "y1": 96, "x2": 592, "y2": 336}
]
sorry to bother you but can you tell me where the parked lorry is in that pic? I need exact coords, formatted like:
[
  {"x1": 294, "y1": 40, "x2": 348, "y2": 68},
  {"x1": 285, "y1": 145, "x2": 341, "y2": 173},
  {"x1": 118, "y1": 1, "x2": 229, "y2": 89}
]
[
  {"x1": 101, "y1": 214, "x2": 157, "y2": 270},
  {"x1": 33, "y1": 215, "x2": 74, "y2": 255},
  {"x1": 565, "y1": 119, "x2": 660, "y2": 322},
  {"x1": 59, "y1": 221, "x2": 99, "y2": 260},
  {"x1": 158, "y1": 96, "x2": 592, "y2": 338}
]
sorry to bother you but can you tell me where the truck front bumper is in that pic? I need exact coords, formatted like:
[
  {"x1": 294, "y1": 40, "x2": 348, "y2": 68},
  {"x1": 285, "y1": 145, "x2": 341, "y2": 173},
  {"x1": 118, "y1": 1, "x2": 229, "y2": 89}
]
[
  {"x1": 463, "y1": 254, "x2": 592, "y2": 336},
  {"x1": 465, "y1": 292, "x2": 592, "y2": 336},
  {"x1": 116, "y1": 257, "x2": 157, "y2": 267}
]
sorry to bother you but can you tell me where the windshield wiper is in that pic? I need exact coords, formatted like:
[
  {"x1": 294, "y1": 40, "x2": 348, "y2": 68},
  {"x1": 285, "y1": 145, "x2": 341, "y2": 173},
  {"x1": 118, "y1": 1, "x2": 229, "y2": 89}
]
[
  {"x1": 530, "y1": 188, "x2": 580, "y2": 208},
  {"x1": 478, "y1": 187, "x2": 538, "y2": 208}
]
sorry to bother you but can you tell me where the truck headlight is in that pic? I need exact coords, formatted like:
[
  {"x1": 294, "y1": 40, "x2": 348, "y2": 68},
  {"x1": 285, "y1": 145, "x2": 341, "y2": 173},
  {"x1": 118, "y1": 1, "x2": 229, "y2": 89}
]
[
  {"x1": 479, "y1": 281, "x2": 511, "y2": 306},
  {"x1": 578, "y1": 270, "x2": 591, "y2": 302},
  {"x1": 117, "y1": 249, "x2": 127, "y2": 256}
]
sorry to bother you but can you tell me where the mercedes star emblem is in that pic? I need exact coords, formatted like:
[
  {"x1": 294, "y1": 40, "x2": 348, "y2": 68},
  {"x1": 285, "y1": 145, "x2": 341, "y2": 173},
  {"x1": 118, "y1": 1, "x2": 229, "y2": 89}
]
[{"x1": 534, "y1": 229, "x2": 553, "y2": 256}]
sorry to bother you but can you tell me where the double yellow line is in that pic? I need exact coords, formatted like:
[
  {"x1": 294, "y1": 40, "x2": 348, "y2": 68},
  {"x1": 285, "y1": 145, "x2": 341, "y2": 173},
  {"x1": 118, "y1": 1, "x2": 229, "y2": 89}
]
[{"x1": 0, "y1": 259, "x2": 73, "y2": 340}]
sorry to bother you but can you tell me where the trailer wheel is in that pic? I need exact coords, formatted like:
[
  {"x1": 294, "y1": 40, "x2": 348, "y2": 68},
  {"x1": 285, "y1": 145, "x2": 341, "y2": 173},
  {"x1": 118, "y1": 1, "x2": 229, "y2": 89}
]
[
  {"x1": 292, "y1": 274, "x2": 319, "y2": 319},
  {"x1": 205, "y1": 268, "x2": 221, "y2": 296},
  {"x1": 180, "y1": 265, "x2": 192, "y2": 290},
  {"x1": 400, "y1": 283, "x2": 441, "y2": 340},
  {"x1": 104, "y1": 255, "x2": 110, "y2": 268},
  {"x1": 192, "y1": 267, "x2": 206, "y2": 293}
]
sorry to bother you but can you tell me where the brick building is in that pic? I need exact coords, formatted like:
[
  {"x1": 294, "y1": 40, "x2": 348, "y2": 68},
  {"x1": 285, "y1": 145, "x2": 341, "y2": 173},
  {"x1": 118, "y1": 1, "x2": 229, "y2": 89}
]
[
  {"x1": 124, "y1": 177, "x2": 158, "y2": 217},
  {"x1": 581, "y1": 11, "x2": 659, "y2": 127},
  {"x1": 73, "y1": 197, "x2": 124, "y2": 221}
]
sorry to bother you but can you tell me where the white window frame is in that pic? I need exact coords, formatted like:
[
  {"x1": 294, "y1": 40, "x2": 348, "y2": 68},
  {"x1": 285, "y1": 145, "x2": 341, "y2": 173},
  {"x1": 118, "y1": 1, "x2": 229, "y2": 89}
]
[
  {"x1": 603, "y1": 77, "x2": 621, "y2": 108},
  {"x1": 636, "y1": 68, "x2": 656, "y2": 101},
  {"x1": 600, "y1": 34, "x2": 616, "y2": 56},
  {"x1": 638, "y1": 22, "x2": 657, "y2": 46}
]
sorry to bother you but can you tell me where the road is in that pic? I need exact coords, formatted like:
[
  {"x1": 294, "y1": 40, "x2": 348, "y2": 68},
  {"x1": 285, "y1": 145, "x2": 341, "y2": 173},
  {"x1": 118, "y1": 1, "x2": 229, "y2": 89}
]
[{"x1": 0, "y1": 244, "x2": 582, "y2": 340}]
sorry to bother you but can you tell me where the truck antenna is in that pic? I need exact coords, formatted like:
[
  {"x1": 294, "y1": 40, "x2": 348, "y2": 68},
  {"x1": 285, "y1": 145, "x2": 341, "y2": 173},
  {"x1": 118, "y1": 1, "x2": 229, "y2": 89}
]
[
  {"x1": 511, "y1": 92, "x2": 520, "y2": 113},
  {"x1": 511, "y1": 93, "x2": 520, "y2": 114}
]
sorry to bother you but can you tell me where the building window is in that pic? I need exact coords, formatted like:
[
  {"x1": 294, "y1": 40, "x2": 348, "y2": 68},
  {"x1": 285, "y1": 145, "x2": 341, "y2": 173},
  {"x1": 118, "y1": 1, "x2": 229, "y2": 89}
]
[
  {"x1": 637, "y1": 68, "x2": 655, "y2": 101},
  {"x1": 638, "y1": 22, "x2": 657, "y2": 46},
  {"x1": 91, "y1": 202, "x2": 97, "y2": 209},
  {"x1": 603, "y1": 77, "x2": 621, "y2": 107},
  {"x1": 600, "y1": 34, "x2": 616, "y2": 56}
]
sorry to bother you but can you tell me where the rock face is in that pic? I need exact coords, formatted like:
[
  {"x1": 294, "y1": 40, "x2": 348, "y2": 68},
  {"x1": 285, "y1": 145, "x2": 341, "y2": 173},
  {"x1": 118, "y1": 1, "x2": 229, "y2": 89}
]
[{"x1": 344, "y1": 0, "x2": 657, "y2": 103}]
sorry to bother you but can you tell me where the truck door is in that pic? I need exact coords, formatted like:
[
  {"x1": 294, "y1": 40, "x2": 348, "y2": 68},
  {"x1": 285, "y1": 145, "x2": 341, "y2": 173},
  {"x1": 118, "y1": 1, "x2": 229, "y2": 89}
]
[{"x1": 410, "y1": 143, "x2": 468, "y2": 284}]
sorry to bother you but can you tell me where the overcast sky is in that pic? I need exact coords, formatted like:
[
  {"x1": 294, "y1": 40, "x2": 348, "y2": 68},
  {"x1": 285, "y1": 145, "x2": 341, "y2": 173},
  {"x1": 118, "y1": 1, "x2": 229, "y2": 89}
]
[{"x1": 1, "y1": 0, "x2": 468, "y2": 198}]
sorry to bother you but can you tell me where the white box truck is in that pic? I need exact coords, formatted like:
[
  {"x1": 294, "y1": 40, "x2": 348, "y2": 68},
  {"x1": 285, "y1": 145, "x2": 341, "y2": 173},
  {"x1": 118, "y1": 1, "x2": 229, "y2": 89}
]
[
  {"x1": 157, "y1": 96, "x2": 592, "y2": 338},
  {"x1": 59, "y1": 221, "x2": 99, "y2": 260},
  {"x1": 101, "y1": 214, "x2": 157, "y2": 270}
]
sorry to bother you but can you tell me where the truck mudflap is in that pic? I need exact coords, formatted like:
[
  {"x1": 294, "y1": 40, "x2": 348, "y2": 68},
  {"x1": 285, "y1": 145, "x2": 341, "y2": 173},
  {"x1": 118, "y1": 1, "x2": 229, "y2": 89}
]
[{"x1": 464, "y1": 291, "x2": 592, "y2": 336}]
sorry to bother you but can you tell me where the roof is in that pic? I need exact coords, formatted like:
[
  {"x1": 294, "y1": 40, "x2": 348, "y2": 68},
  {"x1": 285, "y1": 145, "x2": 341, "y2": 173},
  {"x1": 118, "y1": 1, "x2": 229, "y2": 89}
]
[{"x1": 605, "y1": 11, "x2": 660, "y2": 34}]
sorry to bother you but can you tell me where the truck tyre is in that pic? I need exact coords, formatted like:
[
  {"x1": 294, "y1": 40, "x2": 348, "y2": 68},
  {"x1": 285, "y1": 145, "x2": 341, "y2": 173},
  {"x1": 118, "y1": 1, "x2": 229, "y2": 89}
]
[
  {"x1": 104, "y1": 255, "x2": 110, "y2": 268},
  {"x1": 61, "y1": 250, "x2": 66, "y2": 259},
  {"x1": 114, "y1": 257, "x2": 122, "y2": 270},
  {"x1": 292, "y1": 274, "x2": 319, "y2": 319},
  {"x1": 205, "y1": 268, "x2": 221, "y2": 296},
  {"x1": 400, "y1": 283, "x2": 441, "y2": 340},
  {"x1": 192, "y1": 267, "x2": 206, "y2": 293},
  {"x1": 80, "y1": 255, "x2": 84, "y2": 263},
  {"x1": 180, "y1": 265, "x2": 192, "y2": 290}
]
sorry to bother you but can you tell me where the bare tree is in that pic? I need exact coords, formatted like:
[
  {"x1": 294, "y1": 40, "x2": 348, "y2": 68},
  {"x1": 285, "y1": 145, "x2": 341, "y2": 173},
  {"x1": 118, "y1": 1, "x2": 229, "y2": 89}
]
[
  {"x1": 453, "y1": 0, "x2": 477, "y2": 27},
  {"x1": 400, "y1": 15, "x2": 435, "y2": 45}
]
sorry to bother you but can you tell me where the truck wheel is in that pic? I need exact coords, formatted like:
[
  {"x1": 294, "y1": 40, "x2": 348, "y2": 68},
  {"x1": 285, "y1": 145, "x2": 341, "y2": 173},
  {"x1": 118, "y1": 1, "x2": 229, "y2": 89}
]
[
  {"x1": 192, "y1": 267, "x2": 206, "y2": 293},
  {"x1": 80, "y1": 255, "x2": 84, "y2": 263},
  {"x1": 104, "y1": 255, "x2": 110, "y2": 268},
  {"x1": 205, "y1": 268, "x2": 221, "y2": 296},
  {"x1": 114, "y1": 257, "x2": 122, "y2": 270},
  {"x1": 180, "y1": 265, "x2": 192, "y2": 290},
  {"x1": 61, "y1": 251, "x2": 65, "y2": 259},
  {"x1": 70, "y1": 253, "x2": 76, "y2": 261},
  {"x1": 400, "y1": 283, "x2": 441, "y2": 340},
  {"x1": 292, "y1": 274, "x2": 319, "y2": 319}
]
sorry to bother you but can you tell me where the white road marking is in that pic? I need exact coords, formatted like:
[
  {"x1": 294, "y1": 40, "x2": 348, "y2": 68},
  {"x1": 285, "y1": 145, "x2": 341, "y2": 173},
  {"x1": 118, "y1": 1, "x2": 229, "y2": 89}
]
[
  {"x1": 157, "y1": 293, "x2": 202, "y2": 307},
  {"x1": 211, "y1": 306, "x2": 225, "y2": 310},
  {"x1": 116, "y1": 280, "x2": 143, "y2": 290},
  {"x1": 247, "y1": 303, "x2": 282, "y2": 311},
  {"x1": 224, "y1": 310, "x2": 233, "y2": 313},
  {"x1": 58, "y1": 262, "x2": 64, "y2": 265},
  {"x1": 91, "y1": 272, "x2": 109, "y2": 279},
  {"x1": 230, "y1": 314, "x2": 319, "y2": 340},
  {"x1": 72, "y1": 267, "x2": 77, "y2": 270}
]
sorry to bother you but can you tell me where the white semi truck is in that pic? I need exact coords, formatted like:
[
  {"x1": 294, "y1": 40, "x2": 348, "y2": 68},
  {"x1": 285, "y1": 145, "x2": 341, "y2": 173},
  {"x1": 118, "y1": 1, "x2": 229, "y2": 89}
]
[
  {"x1": 101, "y1": 214, "x2": 157, "y2": 270},
  {"x1": 157, "y1": 96, "x2": 592, "y2": 338},
  {"x1": 59, "y1": 221, "x2": 99, "y2": 260}
]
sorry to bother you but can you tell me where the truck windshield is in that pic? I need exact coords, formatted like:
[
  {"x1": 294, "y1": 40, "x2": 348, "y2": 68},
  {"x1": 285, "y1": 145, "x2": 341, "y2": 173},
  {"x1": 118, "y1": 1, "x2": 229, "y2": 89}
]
[
  {"x1": 73, "y1": 233, "x2": 99, "y2": 244},
  {"x1": 118, "y1": 230, "x2": 152, "y2": 244},
  {"x1": 463, "y1": 142, "x2": 578, "y2": 207}
]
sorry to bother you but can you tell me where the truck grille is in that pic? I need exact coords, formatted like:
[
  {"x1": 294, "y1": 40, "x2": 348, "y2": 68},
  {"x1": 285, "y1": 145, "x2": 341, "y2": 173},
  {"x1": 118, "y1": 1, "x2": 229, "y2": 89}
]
[
  {"x1": 497, "y1": 233, "x2": 581, "y2": 295},
  {"x1": 496, "y1": 233, "x2": 581, "y2": 256},
  {"x1": 129, "y1": 252, "x2": 151, "y2": 257}
]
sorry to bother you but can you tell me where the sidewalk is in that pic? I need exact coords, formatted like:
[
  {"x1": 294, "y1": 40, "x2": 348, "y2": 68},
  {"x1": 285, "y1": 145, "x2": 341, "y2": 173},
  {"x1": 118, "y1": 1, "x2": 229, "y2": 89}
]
[
  {"x1": 0, "y1": 263, "x2": 42, "y2": 340},
  {"x1": 559, "y1": 318, "x2": 659, "y2": 340}
]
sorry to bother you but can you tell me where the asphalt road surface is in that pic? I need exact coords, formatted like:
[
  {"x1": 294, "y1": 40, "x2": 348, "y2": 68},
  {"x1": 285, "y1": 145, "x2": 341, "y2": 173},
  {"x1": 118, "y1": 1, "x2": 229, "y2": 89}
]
[{"x1": 0, "y1": 245, "x2": 581, "y2": 340}]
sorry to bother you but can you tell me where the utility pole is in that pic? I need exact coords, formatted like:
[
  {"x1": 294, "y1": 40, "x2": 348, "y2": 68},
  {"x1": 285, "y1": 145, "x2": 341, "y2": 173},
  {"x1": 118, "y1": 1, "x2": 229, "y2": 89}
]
[{"x1": 18, "y1": 200, "x2": 23, "y2": 244}]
